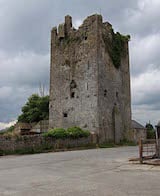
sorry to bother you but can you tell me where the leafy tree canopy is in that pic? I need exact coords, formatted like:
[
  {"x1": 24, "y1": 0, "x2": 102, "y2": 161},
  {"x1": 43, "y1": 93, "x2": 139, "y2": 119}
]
[
  {"x1": 145, "y1": 122, "x2": 155, "y2": 139},
  {"x1": 18, "y1": 94, "x2": 49, "y2": 123},
  {"x1": 145, "y1": 123, "x2": 154, "y2": 131}
]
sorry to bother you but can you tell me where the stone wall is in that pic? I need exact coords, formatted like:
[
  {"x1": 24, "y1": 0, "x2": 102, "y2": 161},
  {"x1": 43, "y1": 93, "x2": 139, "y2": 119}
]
[{"x1": 0, "y1": 135, "x2": 97, "y2": 154}]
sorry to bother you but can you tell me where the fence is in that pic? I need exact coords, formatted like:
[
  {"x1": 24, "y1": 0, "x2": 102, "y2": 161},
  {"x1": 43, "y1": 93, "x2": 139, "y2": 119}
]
[{"x1": 139, "y1": 139, "x2": 159, "y2": 163}]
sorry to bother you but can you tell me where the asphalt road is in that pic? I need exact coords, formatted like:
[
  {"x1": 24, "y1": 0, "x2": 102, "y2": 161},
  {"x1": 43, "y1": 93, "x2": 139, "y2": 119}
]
[{"x1": 0, "y1": 146, "x2": 160, "y2": 196}]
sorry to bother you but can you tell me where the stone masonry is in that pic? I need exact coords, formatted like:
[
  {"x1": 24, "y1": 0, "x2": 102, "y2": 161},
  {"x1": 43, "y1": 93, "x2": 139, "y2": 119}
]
[{"x1": 49, "y1": 14, "x2": 131, "y2": 143}]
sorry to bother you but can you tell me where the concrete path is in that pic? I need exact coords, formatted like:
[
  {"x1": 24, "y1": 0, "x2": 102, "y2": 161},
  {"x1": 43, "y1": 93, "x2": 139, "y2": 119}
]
[{"x1": 0, "y1": 146, "x2": 160, "y2": 196}]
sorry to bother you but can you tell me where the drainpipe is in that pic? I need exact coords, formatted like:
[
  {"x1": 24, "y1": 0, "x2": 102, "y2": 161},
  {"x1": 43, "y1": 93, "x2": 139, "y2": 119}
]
[{"x1": 155, "y1": 125, "x2": 159, "y2": 158}]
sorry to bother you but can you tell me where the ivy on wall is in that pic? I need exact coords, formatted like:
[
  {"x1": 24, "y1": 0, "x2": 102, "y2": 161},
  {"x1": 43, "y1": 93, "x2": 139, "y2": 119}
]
[
  {"x1": 111, "y1": 32, "x2": 130, "y2": 68},
  {"x1": 103, "y1": 30, "x2": 130, "y2": 69}
]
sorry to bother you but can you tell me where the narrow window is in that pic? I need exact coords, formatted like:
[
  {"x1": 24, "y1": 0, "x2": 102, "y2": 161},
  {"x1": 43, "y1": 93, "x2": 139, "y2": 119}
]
[
  {"x1": 63, "y1": 113, "x2": 68, "y2": 117},
  {"x1": 70, "y1": 80, "x2": 77, "y2": 98},
  {"x1": 65, "y1": 59, "x2": 70, "y2": 66},
  {"x1": 85, "y1": 82, "x2": 88, "y2": 90},
  {"x1": 70, "y1": 80, "x2": 77, "y2": 89},
  {"x1": 71, "y1": 92, "x2": 75, "y2": 98},
  {"x1": 104, "y1": 90, "x2": 107, "y2": 97},
  {"x1": 87, "y1": 61, "x2": 90, "y2": 70},
  {"x1": 116, "y1": 92, "x2": 119, "y2": 98}
]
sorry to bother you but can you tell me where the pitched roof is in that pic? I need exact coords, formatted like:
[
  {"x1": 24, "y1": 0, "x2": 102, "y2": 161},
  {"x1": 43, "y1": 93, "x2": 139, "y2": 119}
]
[
  {"x1": 16, "y1": 122, "x2": 32, "y2": 130},
  {"x1": 131, "y1": 120, "x2": 145, "y2": 129}
]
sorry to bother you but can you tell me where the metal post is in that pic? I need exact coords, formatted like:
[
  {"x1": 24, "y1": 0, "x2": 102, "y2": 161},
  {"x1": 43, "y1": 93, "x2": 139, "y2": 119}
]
[
  {"x1": 139, "y1": 139, "x2": 143, "y2": 164},
  {"x1": 155, "y1": 127, "x2": 159, "y2": 157}
]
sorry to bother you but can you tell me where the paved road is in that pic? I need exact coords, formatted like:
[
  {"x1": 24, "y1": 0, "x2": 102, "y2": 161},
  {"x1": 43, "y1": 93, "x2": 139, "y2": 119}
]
[{"x1": 0, "y1": 146, "x2": 160, "y2": 196}]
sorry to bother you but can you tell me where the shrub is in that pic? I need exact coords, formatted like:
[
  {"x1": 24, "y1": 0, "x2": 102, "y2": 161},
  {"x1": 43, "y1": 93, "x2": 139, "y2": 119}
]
[
  {"x1": 66, "y1": 127, "x2": 90, "y2": 139},
  {"x1": 145, "y1": 122, "x2": 155, "y2": 139},
  {"x1": 43, "y1": 127, "x2": 90, "y2": 139},
  {"x1": 43, "y1": 128, "x2": 67, "y2": 139},
  {"x1": 147, "y1": 129, "x2": 155, "y2": 139}
]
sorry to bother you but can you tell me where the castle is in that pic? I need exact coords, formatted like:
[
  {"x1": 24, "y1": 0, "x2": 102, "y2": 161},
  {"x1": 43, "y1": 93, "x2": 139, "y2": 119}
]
[{"x1": 49, "y1": 14, "x2": 131, "y2": 143}]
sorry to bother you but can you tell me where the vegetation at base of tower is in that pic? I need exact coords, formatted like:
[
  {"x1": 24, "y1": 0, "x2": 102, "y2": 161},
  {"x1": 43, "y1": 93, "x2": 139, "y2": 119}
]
[
  {"x1": 43, "y1": 128, "x2": 67, "y2": 139},
  {"x1": 145, "y1": 122, "x2": 155, "y2": 139},
  {"x1": 43, "y1": 127, "x2": 90, "y2": 139},
  {"x1": 111, "y1": 32, "x2": 130, "y2": 69},
  {"x1": 66, "y1": 127, "x2": 90, "y2": 139},
  {"x1": 18, "y1": 94, "x2": 49, "y2": 123}
]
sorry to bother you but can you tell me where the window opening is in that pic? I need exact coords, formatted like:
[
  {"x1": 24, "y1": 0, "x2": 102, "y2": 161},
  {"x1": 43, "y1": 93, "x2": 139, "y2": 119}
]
[
  {"x1": 71, "y1": 92, "x2": 75, "y2": 98},
  {"x1": 63, "y1": 113, "x2": 68, "y2": 117},
  {"x1": 104, "y1": 90, "x2": 107, "y2": 97},
  {"x1": 116, "y1": 92, "x2": 119, "y2": 98}
]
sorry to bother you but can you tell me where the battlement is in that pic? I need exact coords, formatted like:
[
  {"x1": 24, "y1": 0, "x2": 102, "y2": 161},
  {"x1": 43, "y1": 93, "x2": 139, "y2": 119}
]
[
  {"x1": 51, "y1": 14, "x2": 110, "y2": 43},
  {"x1": 51, "y1": 14, "x2": 129, "y2": 69}
]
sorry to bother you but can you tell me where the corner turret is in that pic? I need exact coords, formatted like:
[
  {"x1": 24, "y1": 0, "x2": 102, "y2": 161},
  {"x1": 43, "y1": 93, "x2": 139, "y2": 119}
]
[{"x1": 65, "y1": 15, "x2": 72, "y2": 36}]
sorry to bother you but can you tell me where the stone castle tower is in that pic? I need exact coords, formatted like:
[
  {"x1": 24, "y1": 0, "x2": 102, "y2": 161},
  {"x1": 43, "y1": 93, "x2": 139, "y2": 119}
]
[{"x1": 49, "y1": 14, "x2": 131, "y2": 143}]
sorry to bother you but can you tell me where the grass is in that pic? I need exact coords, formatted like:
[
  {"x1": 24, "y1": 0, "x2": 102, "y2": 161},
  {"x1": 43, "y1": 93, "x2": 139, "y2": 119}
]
[
  {"x1": 98, "y1": 142, "x2": 116, "y2": 148},
  {"x1": 99, "y1": 140, "x2": 136, "y2": 148}
]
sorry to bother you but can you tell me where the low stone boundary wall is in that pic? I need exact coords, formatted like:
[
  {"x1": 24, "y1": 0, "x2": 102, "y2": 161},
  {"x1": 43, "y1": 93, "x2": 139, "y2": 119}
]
[{"x1": 0, "y1": 134, "x2": 98, "y2": 155}]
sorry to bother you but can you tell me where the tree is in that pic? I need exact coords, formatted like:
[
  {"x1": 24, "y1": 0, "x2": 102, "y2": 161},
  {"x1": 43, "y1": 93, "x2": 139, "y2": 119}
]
[
  {"x1": 18, "y1": 94, "x2": 49, "y2": 123},
  {"x1": 145, "y1": 122, "x2": 155, "y2": 139}
]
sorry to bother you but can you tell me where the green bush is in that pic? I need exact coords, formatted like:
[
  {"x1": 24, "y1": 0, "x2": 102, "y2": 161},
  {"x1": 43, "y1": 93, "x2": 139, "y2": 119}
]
[
  {"x1": 43, "y1": 128, "x2": 67, "y2": 139},
  {"x1": 66, "y1": 127, "x2": 90, "y2": 139},
  {"x1": 145, "y1": 122, "x2": 155, "y2": 139},
  {"x1": 147, "y1": 129, "x2": 155, "y2": 139},
  {"x1": 43, "y1": 127, "x2": 90, "y2": 139}
]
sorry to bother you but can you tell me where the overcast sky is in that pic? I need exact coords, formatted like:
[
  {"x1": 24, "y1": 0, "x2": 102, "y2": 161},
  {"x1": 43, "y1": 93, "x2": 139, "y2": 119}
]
[{"x1": 0, "y1": 0, "x2": 160, "y2": 129}]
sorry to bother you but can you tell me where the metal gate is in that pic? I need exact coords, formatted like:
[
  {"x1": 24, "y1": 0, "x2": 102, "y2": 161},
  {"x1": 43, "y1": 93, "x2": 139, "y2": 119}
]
[{"x1": 139, "y1": 139, "x2": 157, "y2": 163}]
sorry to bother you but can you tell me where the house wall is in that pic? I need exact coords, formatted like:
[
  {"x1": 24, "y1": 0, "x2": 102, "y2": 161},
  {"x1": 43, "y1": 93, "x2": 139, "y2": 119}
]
[{"x1": 128, "y1": 128, "x2": 147, "y2": 143}]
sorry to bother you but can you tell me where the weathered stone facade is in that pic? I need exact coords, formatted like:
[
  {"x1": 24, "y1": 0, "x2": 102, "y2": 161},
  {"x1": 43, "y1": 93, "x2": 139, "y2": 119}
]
[{"x1": 49, "y1": 14, "x2": 131, "y2": 143}]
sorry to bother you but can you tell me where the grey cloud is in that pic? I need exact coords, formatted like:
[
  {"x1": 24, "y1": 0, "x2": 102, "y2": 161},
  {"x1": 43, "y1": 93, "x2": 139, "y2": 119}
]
[
  {"x1": 0, "y1": 52, "x2": 49, "y2": 87},
  {"x1": 0, "y1": 0, "x2": 138, "y2": 54},
  {"x1": 130, "y1": 33, "x2": 160, "y2": 76},
  {"x1": 0, "y1": 86, "x2": 39, "y2": 122},
  {"x1": 0, "y1": 0, "x2": 159, "y2": 126},
  {"x1": 131, "y1": 68, "x2": 160, "y2": 123},
  {"x1": 132, "y1": 105, "x2": 160, "y2": 126},
  {"x1": 119, "y1": 0, "x2": 160, "y2": 37}
]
